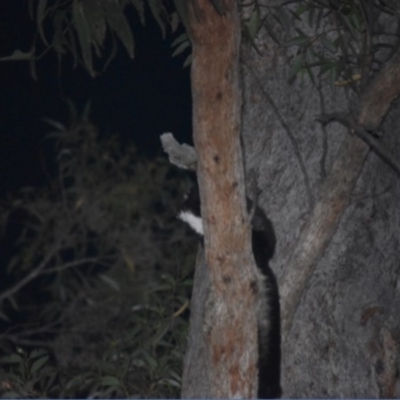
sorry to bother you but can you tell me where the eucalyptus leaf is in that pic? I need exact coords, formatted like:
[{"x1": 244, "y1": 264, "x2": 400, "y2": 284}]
[
  {"x1": 263, "y1": 19, "x2": 281, "y2": 45},
  {"x1": 83, "y1": 0, "x2": 106, "y2": 48},
  {"x1": 1, "y1": 391, "x2": 21, "y2": 398},
  {"x1": 0, "y1": 310, "x2": 10, "y2": 322},
  {"x1": 31, "y1": 355, "x2": 49, "y2": 375},
  {"x1": 288, "y1": 54, "x2": 304, "y2": 82},
  {"x1": 294, "y1": 3, "x2": 309, "y2": 17},
  {"x1": 275, "y1": 7, "x2": 291, "y2": 33},
  {"x1": 52, "y1": 10, "x2": 67, "y2": 55},
  {"x1": 305, "y1": 64, "x2": 316, "y2": 85},
  {"x1": 308, "y1": 6, "x2": 315, "y2": 27},
  {"x1": 0, "y1": 49, "x2": 33, "y2": 61},
  {"x1": 98, "y1": 376, "x2": 121, "y2": 387},
  {"x1": 30, "y1": 349, "x2": 48, "y2": 359},
  {"x1": 148, "y1": 0, "x2": 166, "y2": 39},
  {"x1": 99, "y1": 274, "x2": 120, "y2": 291},
  {"x1": 183, "y1": 53, "x2": 192, "y2": 68},
  {"x1": 104, "y1": 1, "x2": 135, "y2": 59},
  {"x1": 67, "y1": 23, "x2": 78, "y2": 69},
  {"x1": 73, "y1": 1, "x2": 94, "y2": 76},
  {"x1": 247, "y1": 7, "x2": 261, "y2": 40},
  {"x1": 320, "y1": 35, "x2": 337, "y2": 53},
  {"x1": 170, "y1": 11, "x2": 180, "y2": 32},
  {"x1": 172, "y1": 40, "x2": 190, "y2": 58},
  {"x1": 0, "y1": 354, "x2": 22, "y2": 364},
  {"x1": 171, "y1": 32, "x2": 189, "y2": 48},
  {"x1": 132, "y1": 0, "x2": 145, "y2": 26},
  {"x1": 37, "y1": 0, "x2": 49, "y2": 45},
  {"x1": 281, "y1": 35, "x2": 309, "y2": 47}
]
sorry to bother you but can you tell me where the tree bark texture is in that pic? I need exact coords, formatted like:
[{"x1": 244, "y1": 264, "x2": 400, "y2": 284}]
[
  {"x1": 182, "y1": 0, "x2": 259, "y2": 398},
  {"x1": 240, "y1": 1, "x2": 400, "y2": 397}
]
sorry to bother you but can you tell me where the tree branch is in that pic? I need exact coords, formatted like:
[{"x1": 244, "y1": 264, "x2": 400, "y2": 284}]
[
  {"x1": 279, "y1": 132, "x2": 369, "y2": 335},
  {"x1": 317, "y1": 113, "x2": 400, "y2": 177},
  {"x1": 243, "y1": 62, "x2": 314, "y2": 210},
  {"x1": 359, "y1": 47, "x2": 400, "y2": 130},
  {"x1": 0, "y1": 237, "x2": 65, "y2": 304},
  {"x1": 281, "y1": 40, "x2": 400, "y2": 338}
]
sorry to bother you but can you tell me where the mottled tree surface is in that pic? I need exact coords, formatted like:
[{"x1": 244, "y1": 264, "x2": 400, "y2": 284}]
[
  {"x1": 184, "y1": 0, "x2": 259, "y2": 398},
  {"x1": 182, "y1": 0, "x2": 400, "y2": 398},
  {"x1": 241, "y1": 1, "x2": 400, "y2": 397}
]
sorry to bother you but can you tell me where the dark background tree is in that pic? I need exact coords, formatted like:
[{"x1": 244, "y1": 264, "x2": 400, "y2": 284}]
[
  {"x1": 0, "y1": 1, "x2": 195, "y2": 397},
  {"x1": 0, "y1": 110, "x2": 196, "y2": 397}
]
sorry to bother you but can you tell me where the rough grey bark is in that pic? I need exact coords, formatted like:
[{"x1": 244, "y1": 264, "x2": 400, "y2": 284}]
[
  {"x1": 186, "y1": 0, "x2": 259, "y2": 397},
  {"x1": 181, "y1": 248, "x2": 211, "y2": 397},
  {"x1": 240, "y1": 0, "x2": 400, "y2": 397},
  {"x1": 175, "y1": 0, "x2": 400, "y2": 397}
]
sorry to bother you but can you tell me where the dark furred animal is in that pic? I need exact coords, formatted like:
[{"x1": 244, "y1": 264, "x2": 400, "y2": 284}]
[{"x1": 178, "y1": 184, "x2": 281, "y2": 398}]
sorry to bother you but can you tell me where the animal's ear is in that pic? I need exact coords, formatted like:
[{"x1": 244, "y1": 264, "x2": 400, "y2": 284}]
[{"x1": 181, "y1": 182, "x2": 201, "y2": 218}]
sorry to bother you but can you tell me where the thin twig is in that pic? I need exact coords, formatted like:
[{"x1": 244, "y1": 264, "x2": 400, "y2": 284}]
[
  {"x1": 0, "y1": 236, "x2": 65, "y2": 303},
  {"x1": 243, "y1": 62, "x2": 314, "y2": 210},
  {"x1": 317, "y1": 112, "x2": 400, "y2": 177}
]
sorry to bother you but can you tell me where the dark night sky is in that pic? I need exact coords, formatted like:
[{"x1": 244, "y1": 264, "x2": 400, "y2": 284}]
[{"x1": 0, "y1": 1, "x2": 192, "y2": 194}]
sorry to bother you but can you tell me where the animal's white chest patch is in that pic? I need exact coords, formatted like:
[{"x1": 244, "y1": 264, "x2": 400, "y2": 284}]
[{"x1": 178, "y1": 210, "x2": 204, "y2": 236}]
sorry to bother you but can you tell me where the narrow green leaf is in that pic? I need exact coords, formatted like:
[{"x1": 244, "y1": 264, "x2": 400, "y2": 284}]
[
  {"x1": 183, "y1": 54, "x2": 192, "y2": 68},
  {"x1": 319, "y1": 61, "x2": 333, "y2": 76},
  {"x1": 306, "y1": 45, "x2": 315, "y2": 63},
  {"x1": 99, "y1": 274, "x2": 120, "y2": 291},
  {"x1": 316, "y1": 7, "x2": 324, "y2": 30},
  {"x1": 349, "y1": 11, "x2": 362, "y2": 31},
  {"x1": 308, "y1": 6, "x2": 315, "y2": 27},
  {"x1": 281, "y1": 35, "x2": 309, "y2": 47},
  {"x1": 171, "y1": 32, "x2": 188, "y2": 48},
  {"x1": 162, "y1": 378, "x2": 181, "y2": 388},
  {"x1": 294, "y1": 3, "x2": 309, "y2": 17},
  {"x1": 37, "y1": 0, "x2": 48, "y2": 45},
  {"x1": 170, "y1": 11, "x2": 180, "y2": 32},
  {"x1": 142, "y1": 350, "x2": 158, "y2": 371},
  {"x1": 83, "y1": 0, "x2": 106, "y2": 48},
  {"x1": 73, "y1": 1, "x2": 94, "y2": 76},
  {"x1": 104, "y1": 1, "x2": 135, "y2": 59},
  {"x1": 172, "y1": 0, "x2": 189, "y2": 34},
  {"x1": 1, "y1": 391, "x2": 21, "y2": 398},
  {"x1": 247, "y1": 7, "x2": 261, "y2": 39},
  {"x1": 288, "y1": 54, "x2": 304, "y2": 82},
  {"x1": 0, "y1": 354, "x2": 22, "y2": 364},
  {"x1": 28, "y1": 0, "x2": 35, "y2": 19},
  {"x1": 305, "y1": 64, "x2": 316, "y2": 85},
  {"x1": 98, "y1": 376, "x2": 121, "y2": 387},
  {"x1": 30, "y1": 349, "x2": 48, "y2": 359},
  {"x1": 0, "y1": 311, "x2": 10, "y2": 322},
  {"x1": 7, "y1": 294, "x2": 19, "y2": 311},
  {"x1": 320, "y1": 35, "x2": 337, "y2": 53},
  {"x1": 275, "y1": 7, "x2": 291, "y2": 33},
  {"x1": 103, "y1": 35, "x2": 118, "y2": 71},
  {"x1": 67, "y1": 24, "x2": 78, "y2": 69},
  {"x1": 31, "y1": 355, "x2": 49, "y2": 375},
  {"x1": 263, "y1": 19, "x2": 281, "y2": 45},
  {"x1": 52, "y1": 11, "x2": 66, "y2": 55},
  {"x1": 171, "y1": 40, "x2": 190, "y2": 57},
  {"x1": 0, "y1": 49, "x2": 33, "y2": 61},
  {"x1": 148, "y1": 0, "x2": 166, "y2": 39},
  {"x1": 329, "y1": 64, "x2": 338, "y2": 86},
  {"x1": 132, "y1": 0, "x2": 145, "y2": 25}
]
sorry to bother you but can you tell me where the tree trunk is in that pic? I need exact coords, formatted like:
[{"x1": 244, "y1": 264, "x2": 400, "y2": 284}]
[
  {"x1": 182, "y1": 0, "x2": 259, "y2": 398},
  {"x1": 240, "y1": 0, "x2": 400, "y2": 397},
  {"x1": 182, "y1": 0, "x2": 400, "y2": 397}
]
